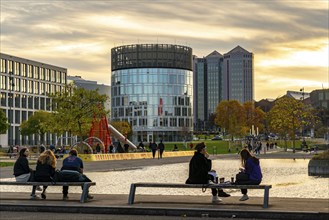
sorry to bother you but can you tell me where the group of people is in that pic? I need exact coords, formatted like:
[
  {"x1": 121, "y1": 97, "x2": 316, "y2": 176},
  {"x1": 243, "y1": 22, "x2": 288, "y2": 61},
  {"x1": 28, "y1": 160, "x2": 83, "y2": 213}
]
[
  {"x1": 13, "y1": 141, "x2": 262, "y2": 204},
  {"x1": 13, "y1": 147, "x2": 93, "y2": 200},
  {"x1": 186, "y1": 142, "x2": 262, "y2": 204},
  {"x1": 146, "y1": 140, "x2": 165, "y2": 159}
]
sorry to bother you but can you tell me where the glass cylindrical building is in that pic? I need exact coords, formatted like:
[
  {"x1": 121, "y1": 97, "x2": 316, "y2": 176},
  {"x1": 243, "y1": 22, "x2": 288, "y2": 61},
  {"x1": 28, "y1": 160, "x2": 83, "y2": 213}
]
[{"x1": 111, "y1": 44, "x2": 193, "y2": 143}]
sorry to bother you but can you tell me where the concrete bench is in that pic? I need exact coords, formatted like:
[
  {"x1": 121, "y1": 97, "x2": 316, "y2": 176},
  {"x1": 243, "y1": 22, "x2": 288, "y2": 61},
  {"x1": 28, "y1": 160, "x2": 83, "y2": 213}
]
[
  {"x1": 128, "y1": 182, "x2": 272, "y2": 208},
  {"x1": 0, "y1": 181, "x2": 96, "y2": 203}
]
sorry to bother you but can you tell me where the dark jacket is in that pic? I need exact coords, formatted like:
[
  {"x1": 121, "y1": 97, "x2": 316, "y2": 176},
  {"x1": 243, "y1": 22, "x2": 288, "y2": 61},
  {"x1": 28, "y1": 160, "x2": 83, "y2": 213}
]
[
  {"x1": 158, "y1": 142, "x2": 165, "y2": 150},
  {"x1": 13, "y1": 156, "x2": 31, "y2": 177},
  {"x1": 35, "y1": 161, "x2": 55, "y2": 182},
  {"x1": 245, "y1": 157, "x2": 262, "y2": 182},
  {"x1": 186, "y1": 152, "x2": 212, "y2": 184}
]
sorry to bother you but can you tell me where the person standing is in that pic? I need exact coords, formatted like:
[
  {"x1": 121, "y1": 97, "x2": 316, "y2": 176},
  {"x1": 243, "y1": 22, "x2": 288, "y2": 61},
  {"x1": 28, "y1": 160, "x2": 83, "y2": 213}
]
[
  {"x1": 61, "y1": 149, "x2": 93, "y2": 200},
  {"x1": 235, "y1": 148, "x2": 262, "y2": 201},
  {"x1": 151, "y1": 141, "x2": 157, "y2": 159},
  {"x1": 186, "y1": 143, "x2": 230, "y2": 204},
  {"x1": 158, "y1": 140, "x2": 165, "y2": 159},
  {"x1": 34, "y1": 150, "x2": 57, "y2": 199}
]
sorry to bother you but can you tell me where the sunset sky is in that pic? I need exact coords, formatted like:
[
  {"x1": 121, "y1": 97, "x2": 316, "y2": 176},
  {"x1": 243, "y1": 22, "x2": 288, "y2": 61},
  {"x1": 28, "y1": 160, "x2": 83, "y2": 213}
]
[{"x1": 1, "y1": 0, "x2": 328, "y2": 101}]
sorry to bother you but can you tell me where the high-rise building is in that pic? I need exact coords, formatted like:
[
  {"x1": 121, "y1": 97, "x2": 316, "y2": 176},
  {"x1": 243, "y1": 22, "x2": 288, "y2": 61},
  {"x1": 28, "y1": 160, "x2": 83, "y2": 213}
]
[
  {"x1": 0, "y1": 53, "x2": 67, "y2": 147},
  {"x1": 193, "y1": 46, "x2": 254, "y2": 131},
  {"x1": 222, "y1": 46, "x2": 254, "y2": 103},
  {"x1": 193, "y1": 51, "x2": 223, "y2": 131},
  {"x1": 111, "y1": 44, "x2": 193, "y2": 143}
]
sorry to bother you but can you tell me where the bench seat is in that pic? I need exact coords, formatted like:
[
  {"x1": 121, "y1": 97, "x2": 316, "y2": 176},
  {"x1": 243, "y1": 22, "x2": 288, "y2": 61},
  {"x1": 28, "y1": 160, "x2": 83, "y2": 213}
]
[
  {"x1": 128, "y1": 182, "x2": 272, "y2": 208},
  {"x1": 0, "y1": 181, "x2": 96, "y2": 203}
]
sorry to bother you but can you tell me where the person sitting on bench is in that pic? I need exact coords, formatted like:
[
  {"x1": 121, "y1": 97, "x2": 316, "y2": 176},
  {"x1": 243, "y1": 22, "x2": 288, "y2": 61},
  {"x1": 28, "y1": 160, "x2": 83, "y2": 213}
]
[
  {"x1": 60, "y1": 149, "x2": 93, "y2": 200},
  {"x1": 186, "y1": 142, "x2": 230, "y2": 204},
  {"x1": 235, "y1": 148, "x2": 263, "y2": 201}
]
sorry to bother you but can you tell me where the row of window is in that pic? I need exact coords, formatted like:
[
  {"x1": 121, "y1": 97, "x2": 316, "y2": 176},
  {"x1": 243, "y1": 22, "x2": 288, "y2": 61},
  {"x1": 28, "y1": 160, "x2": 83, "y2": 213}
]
[
  {"x1": 1, "y1": 92, "x2": 52, "y2": 111},
  {"x1": 112, "y1": 70, "x2": 193, "y2": 85},
  {"x1": 117, "y1": 116, "x2": 193, "y2": 128},
  {"x1": 112, "y1": 95, "x2": 192, "y2": 107},
  {"x1": 112, "y1": 84, "x2": 192, "y2": 96},
  {"x1": 1, "y1": 59, "x2": 67, "y2": 83},
  {"x1": 112, "y1": 106, "x2": 192, "y2": 118}
]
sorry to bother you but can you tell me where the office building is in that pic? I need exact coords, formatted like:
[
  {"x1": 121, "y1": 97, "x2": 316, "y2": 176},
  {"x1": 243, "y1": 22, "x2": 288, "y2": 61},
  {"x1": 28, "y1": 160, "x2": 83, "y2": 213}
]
[
  {"x1": 0, "y1": 53, "x2": 67, "y2": 147},
  {"x1": 193, "y1": 51, "x2": 223, "y2": 131},
  {"x1": 193, "y1": 46, "x2": 254, "y2": 131},
  {"x1": 67, "y1": 75, "x2": 111, "y2": 111},
  {"x1": 222, "y1": 46, "x2": 254, "y2": 103},
  {"x1": 111, "y1": 44, "x2": 193, "y2": 143}
]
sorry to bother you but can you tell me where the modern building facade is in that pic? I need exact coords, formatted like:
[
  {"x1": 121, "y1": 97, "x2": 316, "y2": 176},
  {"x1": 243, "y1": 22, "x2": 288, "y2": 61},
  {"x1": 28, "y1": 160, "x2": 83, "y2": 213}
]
[
  {"x1": 222, "y1": 46, "x2": 254, "y2": 103},
  {"x1": 67, "y1": 75, "x2": 111, "y2": 111},
  {"x1": 111, "y1": 44, "x2": 193, "y2": 143},
  {"x1": 193, "y1": 51, "x2": 223, "y2": 131},
  {"x1": 0, "y1": 53, "x2": 67, "y2": 147}
]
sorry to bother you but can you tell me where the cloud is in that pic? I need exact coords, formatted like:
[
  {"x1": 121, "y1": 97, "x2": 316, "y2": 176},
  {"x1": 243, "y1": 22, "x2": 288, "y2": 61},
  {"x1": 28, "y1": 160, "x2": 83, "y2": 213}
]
[{"x1": 0, "y1": 0, "x2": 328, "y2": 101}]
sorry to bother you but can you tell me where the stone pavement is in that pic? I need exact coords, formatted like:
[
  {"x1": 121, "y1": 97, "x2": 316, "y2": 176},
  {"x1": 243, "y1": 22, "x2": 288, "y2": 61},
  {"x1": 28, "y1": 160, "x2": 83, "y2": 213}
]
[{"x1": 0, "y1": 192, "x2": 328, "y2": 220}]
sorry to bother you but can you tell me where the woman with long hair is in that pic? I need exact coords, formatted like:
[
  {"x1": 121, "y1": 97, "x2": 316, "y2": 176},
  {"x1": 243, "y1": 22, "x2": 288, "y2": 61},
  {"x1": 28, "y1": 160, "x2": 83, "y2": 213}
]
[
  {"x1": 34, "y1": 150, "x2": 57, "y2": 199},
  {"x1": 13, "y1": 147, "x2": 32, "y2": 182},
  {"x1": 236, "y1": 148, "x2": 262, "y2": 201}
]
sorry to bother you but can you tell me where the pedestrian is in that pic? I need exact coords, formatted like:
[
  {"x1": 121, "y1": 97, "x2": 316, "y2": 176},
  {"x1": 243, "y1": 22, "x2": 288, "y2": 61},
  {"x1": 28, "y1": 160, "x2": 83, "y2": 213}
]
[
  {"x1": 186, "y1": 142, "x2": 230, "y2": 204},
  {"x1": 124, "y1": 142, "x2": 130, "y2": 153},
  {"x1": 34, "y1": 150, "x2": 57, "y2": 199},
  {"x1": 138, "y1": 141, "x2": 145, "y2": 152},
  {"x1": 151, "y1": 141, "x2": 158, "y2": 158},
  {"x1": 96, "y1": 143, "x2": 101, "y2": 154},
  {"x1": 172, "y1": 144, "x2": 179, "y2": 151},
  {"x1": 158, "y1": 140, "x2": 165, "y2": 159},
  {"x1": 109, "y1": 144, "x2": 114, "y2": 153},
  {"x1": 13, "y1": 147, "x2": 41, "y2": 198},
  {"x1": 60, "y1": 149, "x2": 93, "y2": 200},
  {"x1": 7, "y1": 145, "x2": 13, "y2": 158},
  {"x1": 234, "y1": 148, "x2": 262, "y2": 201}
]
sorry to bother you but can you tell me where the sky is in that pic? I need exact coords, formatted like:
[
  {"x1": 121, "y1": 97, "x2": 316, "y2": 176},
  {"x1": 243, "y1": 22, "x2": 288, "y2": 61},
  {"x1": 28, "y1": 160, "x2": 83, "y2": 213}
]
[{"x1": 0, "y1": 0, "x2": 328, "y2": 101}]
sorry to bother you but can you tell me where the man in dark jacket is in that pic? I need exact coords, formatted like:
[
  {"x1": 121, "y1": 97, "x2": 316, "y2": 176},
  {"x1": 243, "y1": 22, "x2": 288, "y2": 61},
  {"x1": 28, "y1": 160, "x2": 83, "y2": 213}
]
[
  {"x1": 186, "y1": 143, "x2": 230, "y2": 204},
  {"x1": 61, "y1": 149, "x2": 93, "y2": 200},
  {"x1": 158, "y1": 140, "x2": 165, "y2": 159}
]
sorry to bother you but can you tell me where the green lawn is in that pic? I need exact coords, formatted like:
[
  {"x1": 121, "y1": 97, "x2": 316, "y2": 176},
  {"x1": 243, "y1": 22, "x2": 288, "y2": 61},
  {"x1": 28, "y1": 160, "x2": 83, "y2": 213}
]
[
  {"x1": 0, "y1": 162, "x2": 15, "y2": 167},
  {"x1": 162, "y1": 140, "x2": 241, "y2": 154}
]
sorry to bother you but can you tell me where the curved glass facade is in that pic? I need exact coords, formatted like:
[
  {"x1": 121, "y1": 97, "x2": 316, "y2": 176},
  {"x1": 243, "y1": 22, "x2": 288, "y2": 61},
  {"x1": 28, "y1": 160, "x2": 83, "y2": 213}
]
[{"x1": 111, "y1": 44, "x2": 193, "y2": 143}]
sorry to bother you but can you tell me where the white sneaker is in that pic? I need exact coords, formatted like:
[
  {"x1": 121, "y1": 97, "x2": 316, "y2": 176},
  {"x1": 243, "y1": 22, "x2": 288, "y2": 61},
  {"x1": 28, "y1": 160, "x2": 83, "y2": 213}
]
[
  {"x1": 212, "y1": 195, "x2": 222, "y2": 204},
  {"x1": 239, "y1": 194, "x2": 249, "y2": 201}
]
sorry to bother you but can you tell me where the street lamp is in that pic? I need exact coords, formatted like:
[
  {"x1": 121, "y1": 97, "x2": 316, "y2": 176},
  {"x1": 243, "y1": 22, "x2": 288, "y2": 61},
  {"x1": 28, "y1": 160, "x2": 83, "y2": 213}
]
[{"x1": 8, "y1": 71, "x2": 15, "y2": 145}]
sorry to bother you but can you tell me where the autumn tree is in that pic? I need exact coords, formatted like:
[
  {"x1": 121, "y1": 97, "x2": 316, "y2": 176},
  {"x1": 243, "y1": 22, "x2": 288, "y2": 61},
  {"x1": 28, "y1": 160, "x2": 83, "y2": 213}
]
[
  {"x1": 50, "y1": 84, "x2": 109, "y2": 145},
  {"x1": 214, "y1": 100, "x2": 246, "y2": 139},
  {"x1": 110, "y1": 121, "x2": 132, "y2": 138},
  {"x1": 267, "y1": 96, "x2": 318, "y2": 152},
  {"x1": 243, "y1": 101, "x2": 266, "y2": 134},
  {"x1": 20, "y1": 110, "x2": 51, "y2": 144},
  {"x1": 0, "y1": 109, "x2": 9, "y2": 134}
]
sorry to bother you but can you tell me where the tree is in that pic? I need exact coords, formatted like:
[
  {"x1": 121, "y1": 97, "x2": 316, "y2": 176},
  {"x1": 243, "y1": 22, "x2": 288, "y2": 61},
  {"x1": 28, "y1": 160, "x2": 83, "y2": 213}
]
[
  {"x1": 214, "y1": 100, "x2": 246, "y2": 139},
  {"x1": 111, "y1": 121, "x2": 132, "y2": 138},
  {"x1": 50, "y1": 84, "x2": 109, "y2": 144},
  {"x1": 20, "y1": 111, "x2": 51, "y2": 144},
  {"x1": 243, "y1": 101, "x2": 266, "y2": 134},
  {"x1": 267, "y1": 96, "x2": 318, "y2": 152},
  {"x1": 0, "y1": 109, "x2": 9, "y2": 134}
]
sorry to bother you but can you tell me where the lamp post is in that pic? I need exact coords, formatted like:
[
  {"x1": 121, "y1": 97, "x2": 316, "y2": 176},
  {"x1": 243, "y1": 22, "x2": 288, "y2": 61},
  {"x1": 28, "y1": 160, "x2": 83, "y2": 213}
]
[
  {"x1": 8, "y1": 72, "x2": 15, "y2": 145},
  {"x1": 300, "y1": 87, "x2": 305, "y2": 138}
]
